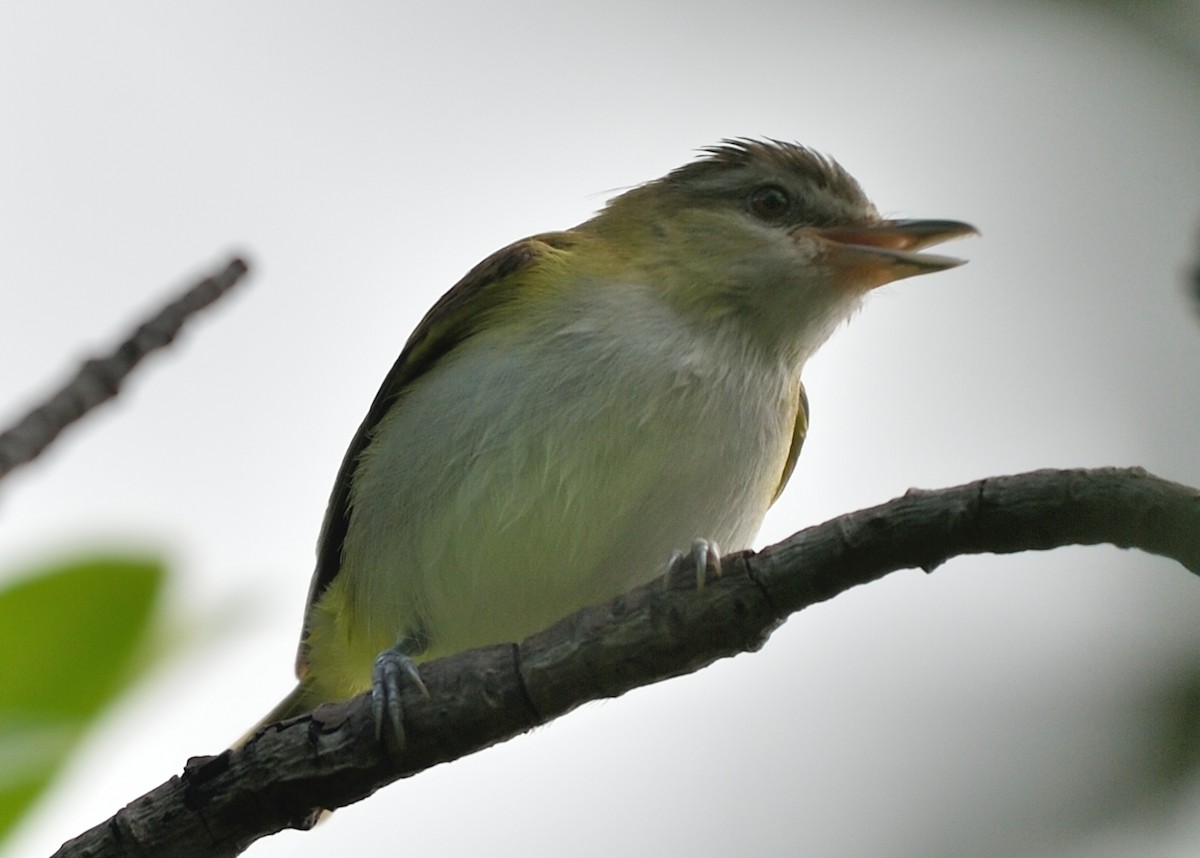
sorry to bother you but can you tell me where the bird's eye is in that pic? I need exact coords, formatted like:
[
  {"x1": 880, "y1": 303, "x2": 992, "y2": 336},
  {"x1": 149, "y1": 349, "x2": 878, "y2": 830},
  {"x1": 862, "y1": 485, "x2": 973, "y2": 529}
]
[{"x1": 748, "y1": 185, "x2": 790, "y2": 220}]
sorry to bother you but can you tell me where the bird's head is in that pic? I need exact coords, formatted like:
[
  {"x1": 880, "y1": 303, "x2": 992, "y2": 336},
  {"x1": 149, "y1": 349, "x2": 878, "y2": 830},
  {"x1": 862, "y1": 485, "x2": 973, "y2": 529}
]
[{"x1": 581, "y1": 138, "x2": 976, "y2": 364}]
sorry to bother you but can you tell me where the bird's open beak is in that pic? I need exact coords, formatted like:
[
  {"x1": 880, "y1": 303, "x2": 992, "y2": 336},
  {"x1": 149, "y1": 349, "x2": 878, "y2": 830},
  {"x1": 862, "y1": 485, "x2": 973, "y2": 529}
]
[{"x1": 801, "y1": 219, "x2": 979, "y2": 290}]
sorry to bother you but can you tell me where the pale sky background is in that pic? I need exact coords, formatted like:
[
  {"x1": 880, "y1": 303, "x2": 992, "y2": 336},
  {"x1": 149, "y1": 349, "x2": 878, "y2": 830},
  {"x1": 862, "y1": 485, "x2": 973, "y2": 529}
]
[{"x1": 3, "y1": 2, "x2": 1200, "y2": 856}]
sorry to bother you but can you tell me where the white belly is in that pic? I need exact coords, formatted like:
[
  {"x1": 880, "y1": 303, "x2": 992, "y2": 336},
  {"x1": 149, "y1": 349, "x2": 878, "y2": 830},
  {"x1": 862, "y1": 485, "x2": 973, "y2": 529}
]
[{"x1": 334, "y1": 295, "x2": 800, "y2": 672}]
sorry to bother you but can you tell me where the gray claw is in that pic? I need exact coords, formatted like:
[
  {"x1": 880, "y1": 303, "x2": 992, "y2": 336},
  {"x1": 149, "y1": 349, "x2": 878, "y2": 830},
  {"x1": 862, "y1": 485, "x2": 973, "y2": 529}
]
[
  {"x1": 665, "y1": 538, "x2": 722, "y2": 589},
  {"x1": 691, "y1": 537, "x2": 722, "y2": 587},
  {"x1": 371, "y1": 646, "x2": 428, "y2": 750},
  {"x1": 666, "y1": 548, "x2": 685, "y2": 581}
]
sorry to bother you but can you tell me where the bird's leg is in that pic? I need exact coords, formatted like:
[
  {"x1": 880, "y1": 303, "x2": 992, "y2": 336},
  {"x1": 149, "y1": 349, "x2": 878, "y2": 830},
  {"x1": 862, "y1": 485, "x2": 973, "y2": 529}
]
[
  {"x1": 665, "y1": 537, "x2": 723, "y2": 589},
  {"x1": 371, "y1": 633, "x2": 430, "y2": 752}
]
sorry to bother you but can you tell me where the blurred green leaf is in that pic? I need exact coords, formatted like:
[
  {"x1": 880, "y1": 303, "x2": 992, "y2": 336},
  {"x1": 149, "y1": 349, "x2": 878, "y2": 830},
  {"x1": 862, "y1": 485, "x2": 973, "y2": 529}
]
[{"x1": 0, "y1": 556, "x2": 164, "y2": 839}]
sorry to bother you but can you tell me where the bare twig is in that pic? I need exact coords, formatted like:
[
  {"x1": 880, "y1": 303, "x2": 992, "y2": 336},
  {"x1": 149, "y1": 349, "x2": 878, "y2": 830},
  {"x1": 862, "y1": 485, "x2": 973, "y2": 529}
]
[
  {"x1": 0, "y1": 256, "x2": 250, "y2": 479},
  {"x1": 51, "y1": 467, "x2": 1200, "y2": 858}
]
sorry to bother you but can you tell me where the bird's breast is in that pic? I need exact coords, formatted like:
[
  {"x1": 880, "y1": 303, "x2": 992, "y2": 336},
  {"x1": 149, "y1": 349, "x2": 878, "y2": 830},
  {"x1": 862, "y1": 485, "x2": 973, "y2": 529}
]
[{"x1": 322, "y1": 289, "x2": 802, "y2": 689}]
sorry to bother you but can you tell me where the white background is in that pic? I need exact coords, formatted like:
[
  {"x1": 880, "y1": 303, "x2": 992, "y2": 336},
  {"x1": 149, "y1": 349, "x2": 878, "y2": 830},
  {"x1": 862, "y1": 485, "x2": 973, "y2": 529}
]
[{"x1": 3, "y1": 2, "x2": 1200, "y2": 856}]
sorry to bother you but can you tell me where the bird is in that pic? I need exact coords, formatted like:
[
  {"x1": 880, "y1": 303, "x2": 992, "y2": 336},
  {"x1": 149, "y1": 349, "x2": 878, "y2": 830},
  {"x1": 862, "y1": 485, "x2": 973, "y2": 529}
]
[{"x1": 255, "y1": 138, "x2": 975, "y2": 737}]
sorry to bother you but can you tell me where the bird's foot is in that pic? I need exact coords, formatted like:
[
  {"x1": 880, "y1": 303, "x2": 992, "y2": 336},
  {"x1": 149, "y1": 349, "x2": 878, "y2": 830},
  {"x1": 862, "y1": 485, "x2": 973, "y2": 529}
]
[
  {"x1": 371, "y1": 642, "x2": 429, "y2": 752},
  {"x1": 665, "y1": 537, "x2": 723, "y2": 589}
]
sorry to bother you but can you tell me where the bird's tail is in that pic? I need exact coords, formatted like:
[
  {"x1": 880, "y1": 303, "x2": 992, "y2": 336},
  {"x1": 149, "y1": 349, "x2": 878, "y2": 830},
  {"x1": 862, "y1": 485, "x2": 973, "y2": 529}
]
[{"x1": 232, "y1": 683, "x2": 315, "y2": 749}]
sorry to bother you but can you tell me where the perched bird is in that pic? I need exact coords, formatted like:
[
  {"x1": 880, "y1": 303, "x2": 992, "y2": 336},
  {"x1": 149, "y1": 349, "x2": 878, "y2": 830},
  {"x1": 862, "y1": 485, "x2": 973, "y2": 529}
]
[{"x1": 258, "y1": 139, "x2": 975, "y2": 733}]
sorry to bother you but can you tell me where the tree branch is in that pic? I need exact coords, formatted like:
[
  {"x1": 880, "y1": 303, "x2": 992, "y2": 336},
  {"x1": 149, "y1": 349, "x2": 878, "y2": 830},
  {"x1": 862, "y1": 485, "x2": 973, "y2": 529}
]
[
  {"x1": 52, "y1": 467, "x2": 1200, "y2": 858},
  {"x1": 0, "y1": 256, "x2": 250, "y2": 480}
]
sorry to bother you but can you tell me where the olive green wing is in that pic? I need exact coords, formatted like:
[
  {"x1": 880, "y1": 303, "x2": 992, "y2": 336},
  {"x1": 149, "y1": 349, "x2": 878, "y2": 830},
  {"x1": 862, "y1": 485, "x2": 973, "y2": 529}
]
[
  {"x1": 296, "y1": 232, "x2": 574, "y2": 677},
  {"x1": 771, "y1": 380, "x2": 809, "y2": 503}
]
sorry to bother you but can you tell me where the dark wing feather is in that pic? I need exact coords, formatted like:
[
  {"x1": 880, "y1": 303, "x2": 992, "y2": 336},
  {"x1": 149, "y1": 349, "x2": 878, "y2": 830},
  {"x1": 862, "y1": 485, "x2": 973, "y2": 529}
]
[{"x1": 295, "y1": 233, "x2": 571, "y2": 676}]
